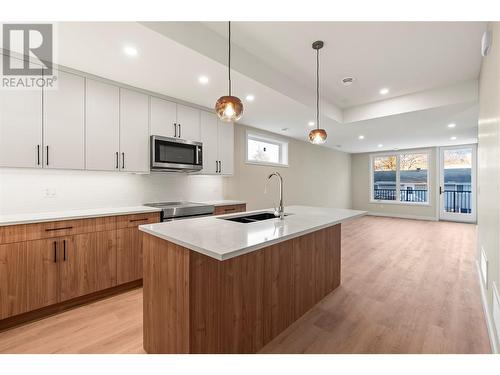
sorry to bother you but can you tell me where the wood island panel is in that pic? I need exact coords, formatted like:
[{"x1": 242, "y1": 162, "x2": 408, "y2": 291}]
[{"x1": 142, "y1": 224, "x2": 341, "y2": 354}]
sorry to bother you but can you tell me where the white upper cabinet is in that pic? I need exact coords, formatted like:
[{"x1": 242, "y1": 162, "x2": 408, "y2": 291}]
[
  {"x1": 0, "y1": 82, "x2": 43, "y2": 168},
  {"x1": 150, "y1": 96, "x2": 177, "y2": 138},
  {"x1": 200, "y1": 111, "x2": 219, "y2": 174},
  {"x1": 176, "y1": 104, "x2": 200, "y2": 141},
  {"x1": 217, "y1": 120, "x2": 234, "y2": 175},
  {"x1": 85, "y1": 79, "x2": 120, "y2": 171},
  {"x1": 43, "y1": 70, "x2": 85, "y2": 170},
  {"x1": 119, "y1": 89, "x2": 149, "y2": 173},
  {"x1": 199, "y1": 111, "x2": 234, "y2": 176}
]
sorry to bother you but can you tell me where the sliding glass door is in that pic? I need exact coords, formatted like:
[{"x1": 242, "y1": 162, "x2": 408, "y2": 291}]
[{"x1": 439, "y1": 145, "x2": 476, "y2": 223}]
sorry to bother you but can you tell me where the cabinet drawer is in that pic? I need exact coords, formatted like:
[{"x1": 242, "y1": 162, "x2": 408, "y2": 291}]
[
  {"x1": 0, "y1": 217, "x2": 118, "y2": 244},
  {"x1": 214, "y1": 204, "x2": 246, "y2": 215},
  {"x1": 116, "y1": 213, "x2": 161, "y2": 229},
  {"x1": 26, "y1": 216, "x2": 116, "y2": 241}
]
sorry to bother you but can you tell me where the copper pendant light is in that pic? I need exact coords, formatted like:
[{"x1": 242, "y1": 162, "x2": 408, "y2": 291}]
[
  {"x1": 308, "y1": 40, "x2": 327, "y2": 144},
  {"x1": 215, "y1": 21, "x2": 243, "y2": 122}
]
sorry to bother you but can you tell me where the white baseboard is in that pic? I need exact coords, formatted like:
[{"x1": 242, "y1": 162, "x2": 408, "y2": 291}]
[
  {"x1": 476, "y1": 260, "x2": 499, "y2": 354},
  {"x1": 367, "y1": 211, "x2": 438, "y2": 221}
]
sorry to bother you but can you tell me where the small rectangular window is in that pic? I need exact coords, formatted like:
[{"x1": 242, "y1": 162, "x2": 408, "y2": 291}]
[{"x1": 246, "y1": 132, "x2": 288, "y2": 167}]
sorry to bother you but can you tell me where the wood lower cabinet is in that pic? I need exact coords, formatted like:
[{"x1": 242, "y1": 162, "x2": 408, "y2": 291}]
[
  {"x1": 0, "y1": 243, "x2": 28, "y2": 319},
  {"x1": 213, "y1": 204, "x2": 246, "y2": 215},
  {"x1": 116, "y1": 227, "x2": 142, "y2": 284},
  {"x1": 26, "y1": 238, "x2": 60, "y2": 311},
  {"x1": 60, "y1": 231, "x2": 117, "y2": 302},
  {"x1": 0, "y1": 211, "x2": 159, "y2": 322}
]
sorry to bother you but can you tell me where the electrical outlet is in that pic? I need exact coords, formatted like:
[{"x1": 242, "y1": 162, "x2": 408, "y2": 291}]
[{"x1": 44, "y1": 188, "x2": 57, "y2": 198}]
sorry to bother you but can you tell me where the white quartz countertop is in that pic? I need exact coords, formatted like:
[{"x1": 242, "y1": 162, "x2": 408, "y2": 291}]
[
  {"x1": 0, "y1": 206, "x2": 161, "y2": 226},
  {"x1": 198, "y1": 200, "x2": 246, "y2": 207},
  {"x1": 139, "y1": 205, "x2": 366, "y2": 261}
]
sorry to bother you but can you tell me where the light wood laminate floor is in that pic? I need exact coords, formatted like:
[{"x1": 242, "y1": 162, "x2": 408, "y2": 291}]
[{"x1": 0, "y1": 216, "x2": 490, "y2": 354}]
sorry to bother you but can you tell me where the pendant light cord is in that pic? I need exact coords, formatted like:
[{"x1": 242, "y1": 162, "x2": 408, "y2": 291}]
[
  {"x1": 316, "y1": 47, "x2": 320, "y2": 130},
  {"x1": 228, "y1": 21, "x2": 232, "y2": 96}
]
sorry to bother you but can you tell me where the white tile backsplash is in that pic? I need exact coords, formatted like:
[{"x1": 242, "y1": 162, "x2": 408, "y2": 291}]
[{"x1": 0, "y1": 168, "x2": 224, "y2": 214}]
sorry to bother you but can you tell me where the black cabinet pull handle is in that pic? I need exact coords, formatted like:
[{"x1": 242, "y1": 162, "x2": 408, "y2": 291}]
[
  {"x1": 129, "y1": 218, "x2": 149, "y2": 223},
  {"x1": 178, "y1": 123, "x2": 181, "y2": 138},
  {"x1": 115, "y1": 152, "x2": 119, "y2": 169},
  {"x1": 122, "y1": 152, "x2": 125, "y2": 169},
  {"x1": 63, "y1": 240, "x2": 66, "y2": 261},
  {"x1": 37, "y1": 145, "x2": 40, "y2": 165},
  {"x1": 53, "y1": 241, "x2": 57, "y2": 263},
  {"x1": 46, "y1": 145, "x2": 49, "y2": 165},
  {"x1": 218, "y1": 161, "x2": 221, "y2": 173},
  {"x1": 45, "y1": 226, "x2": 73, "y2": 232},
  {"x1": 216, "y1": 160, "x2": 218, "y2": 173},
  {"x1": 174, "y1": 123, "x2": 177, "y2": 138}
]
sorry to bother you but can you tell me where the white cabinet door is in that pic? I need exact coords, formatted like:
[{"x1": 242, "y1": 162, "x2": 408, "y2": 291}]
[
  {"x1": 150, "y1": 96, "x2": 177, "y2": 138},
  {"x1": 43, "y1": 70, "x2": 85, "y2": 170},
  {"x1": 85, "y1": 79, "x2": 120, "y2": 171},
  {"x1": 176, "y1": 104, "x2": 200, "y2": 141},
  {"x1": 0, "y1": 85, "x2": 43, "y2": 168},
  {"x1": 217, "y1": 120, "x2": 234, "y2": 175},
  {"x1": 119, "y1": 89, "x2": 149, "y2": 173},
  {"x1": 200, "y1": 111, "x2": 218, "y2": 174}
]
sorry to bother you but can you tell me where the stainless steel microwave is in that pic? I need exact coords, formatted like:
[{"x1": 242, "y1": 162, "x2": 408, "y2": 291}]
[{"x1": 150, "y1": 135, "x2": 203, "y2": 172}]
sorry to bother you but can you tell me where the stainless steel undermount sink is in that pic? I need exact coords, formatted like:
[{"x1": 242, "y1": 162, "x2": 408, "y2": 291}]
[{"x1": 219, "y1": 211, "x2": 290, "y2": 223}]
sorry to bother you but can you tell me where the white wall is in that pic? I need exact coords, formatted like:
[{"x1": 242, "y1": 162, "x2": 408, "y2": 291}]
[
  {"x1": 0, "y1": 168, "x2": 223, "y2": 214},
  {"x1": 351, "y1": 148, "x2": 439, "y2": 221},
  {"x1": 223, "y1": 123, "x2": 352, "y2": 211},
  {"x1": 477, "y1": 22, "x2": 500, "y2": 353}
]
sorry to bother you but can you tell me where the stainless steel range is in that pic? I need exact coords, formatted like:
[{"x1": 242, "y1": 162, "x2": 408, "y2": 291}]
[{"x1": 144, "y1": 201, "x2": 214, "y2": 222}]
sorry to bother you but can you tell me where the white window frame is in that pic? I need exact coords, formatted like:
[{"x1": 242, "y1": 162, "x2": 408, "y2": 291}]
[
  {"x1": 369, "y1": 149, "x2": 432, "y2": 206},
  {"x1": 245, "y1": 130, "x2": 289, "y2": 168}
]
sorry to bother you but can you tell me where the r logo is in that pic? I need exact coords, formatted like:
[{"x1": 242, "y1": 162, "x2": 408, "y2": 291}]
[{"x1": 2, "y1": 24, "x2": 53, "y2": 75}]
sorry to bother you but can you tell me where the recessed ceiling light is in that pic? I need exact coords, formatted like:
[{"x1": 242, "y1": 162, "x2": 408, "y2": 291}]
[
  {"x1": 123, "y1": 45, "x2": 138, "y2": 57},
  {"x1": 450, "y1": 136, "x2": 457, "y2": 140},
  {"x1": 379, "y1": 88, "x2": 389, "y2": 95},
  {"x1": 246, "y1": 94, "x2": 255, "y2": 102},
  {"x1": 308, "y1": 121, "x2": 315, "y2": 127},
  {"x1": 198, "y1": 75, "x2": 209, "y2": 85},
  {"x1": 358, "y1": 135, "x2": 365, "y2": 140},
  {"x1": 378, "y1": 144, "x2": 383, "y2": 148},
  {"x1": 448, "y1": 123, "x2": 456, "y2": 128}
]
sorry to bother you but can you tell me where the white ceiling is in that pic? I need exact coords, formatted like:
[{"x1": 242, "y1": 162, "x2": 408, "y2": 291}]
[
  {"x1": 202, "y1": 22, "x2": 485, "y2": 108},
  {"x1": 51, "y1": 21, "x2": 484, "y2": 153}
]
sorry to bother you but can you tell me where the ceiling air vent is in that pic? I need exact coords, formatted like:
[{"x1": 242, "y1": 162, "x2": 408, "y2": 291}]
[{"x1": 341, "y1": 77, "x2": 355, "y2": 87}]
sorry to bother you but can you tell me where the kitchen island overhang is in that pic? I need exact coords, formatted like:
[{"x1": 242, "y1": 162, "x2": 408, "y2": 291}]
[{"x1": 139, "y1": 206, "x2": 366, "y2": 354}]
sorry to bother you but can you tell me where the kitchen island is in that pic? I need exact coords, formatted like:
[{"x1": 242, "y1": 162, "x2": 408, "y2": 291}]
[{"x1": 139, "y1": 206, "x2": 365, "y2": 354}]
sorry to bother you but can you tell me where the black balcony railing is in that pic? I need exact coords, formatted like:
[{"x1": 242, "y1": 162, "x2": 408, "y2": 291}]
[
  {"x1": 373, "y1": 188, "x2": 427, "y2": 202},
  {"x1": 443, "y1": 190, "x2": 472, "y2": 213},
  {"x1": 373, "y1": 188, "x2": 472, "y2": 213}
]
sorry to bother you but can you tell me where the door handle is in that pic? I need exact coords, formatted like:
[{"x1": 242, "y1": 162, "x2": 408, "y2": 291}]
[
  {"x1": 53, "y1": 241, "x2": 57, "y2": 263},
  {"x1": 218, "y1": 161, "x2": 222, "y2": 174},
  {"x1": 46, "y1": 145, "x2": 49, "y2": 166},
  {"x1": 178, "y1": 124, "x2": 181, "y2": 138},
  {"x1": 174, "y1": 123, "x2": 177, "y2": 138},
  {"x1": 37, "y1": 145, "x2": 40, "y2": 165},
  {"x1": 121, "y1": 152, "x2": 125, "y2": 169},
  {"x1": 63, "y1": 239, "x2": 66, "y2": 261},
  {"x1": 439, "y1": 186, "x2": 443, "y2": 195},
  {"x1": 115, "y1": 152, "x2": 119, "y2": 169}
]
